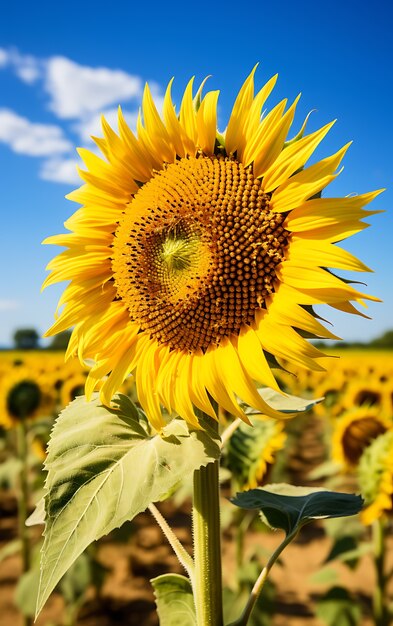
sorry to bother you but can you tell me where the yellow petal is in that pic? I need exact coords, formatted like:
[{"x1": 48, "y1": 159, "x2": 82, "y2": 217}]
[
  {"x1": 236, "y1": 326, "x2": 281, "y2": 391},
  {"x1": 262, "y1": 120, "x2": 336, "y2": 192},
  {"x1": 253, "y1": 95, "x2": 300, "y2": 179},
  {"x1": 197, "y1": 90, "x2": 219, "y2": 155},
  {"x1": 179, "y1": 77, "x2": 198, "y2": 154},
  {"x1": 163, "y1": 78, "x2": 187, "y2": 157},
  {"x1": 225, "y1": 65, "x2": 257, "y2": 156},
  {"x1": 271, "y1": 143, "x2": 351, "y2": 212}
]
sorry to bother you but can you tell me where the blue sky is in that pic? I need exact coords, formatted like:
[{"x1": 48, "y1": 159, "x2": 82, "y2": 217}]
[{"x1": 0, "y1": 0, "x2": 392, "y2": 347}]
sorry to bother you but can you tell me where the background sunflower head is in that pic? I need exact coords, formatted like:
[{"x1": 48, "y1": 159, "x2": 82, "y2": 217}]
[
  {"x1": 332, "y1": 407, "x2": 392, "y2": 469},
  {"x1": 358, "y1": 430, "x2": 393, "y2": 525},
  {"x1": 0, "y1": 367, "x2": 52, "y2": 428}
]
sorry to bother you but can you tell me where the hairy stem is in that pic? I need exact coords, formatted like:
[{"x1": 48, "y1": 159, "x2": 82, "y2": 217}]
[
  {"x1": 148, "y1": 503, "x2": 195, "y2": 583},
  {"x1": 229, "y1": 529, "x2": 298, "y2": 626},
  {"x1": 192, "y1": 416, "x2": 223, "y2": 626},
  {"x1": 373, "y1": 517, "x2": 388, "y2": 626},
  {"x1": 17, "y1": 420, "x2": 33, "y2": 626}
]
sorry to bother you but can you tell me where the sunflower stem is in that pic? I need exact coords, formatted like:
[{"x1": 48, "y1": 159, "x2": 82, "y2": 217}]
[
  {"x1": 17, "y1": 419, "x2": 33, "y2": 626},
  {"x1": 192, "y1": 415, "x2": 223, "y2": 626},
  {"x1": 372, "y1": 517, "x2": 388, "y2": 626},
  {"x1": 229, "y1": 529, "x2": 298, "y2": 626},
  {"x1": 148, "y1": 503, "x2": 195, "y2": 582},
  {"x1": 220, "y1": 417, "x2": 242, "y2": 448}
]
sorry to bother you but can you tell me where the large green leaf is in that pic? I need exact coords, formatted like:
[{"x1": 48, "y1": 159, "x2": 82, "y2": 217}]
[
  {"x1": 231, "y1": 484, "x2": 363, "y2": 534},
  {"x1": 37, "y1": 393, "x2": 220, "y2": 616},
  {"x1": 151, "y1": 573, "x2": 196, "y2": 625}
]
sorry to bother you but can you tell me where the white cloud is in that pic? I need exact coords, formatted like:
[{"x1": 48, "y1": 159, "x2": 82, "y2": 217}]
[
  {"x1": 0, "y1": 47, "x2": 41, "y2": 83},
  {"x1": 40, "y1": 157, "x2": 81, "y2": 184},
  {"x1": 74, "y1": 107, "x2": 138, "y2": 142},
  {"x1": 0, "y1": 48, "x2": 8, "y2": 67},
  {"x1": 45, "y1": 56, "x2": 143, "y2": 119},
  {"x1": 0, "y1": 299, "x2": 20, "y2": 312},
  {"x1": 0, "y1": 109, "x2": 73, "y2": 156}
]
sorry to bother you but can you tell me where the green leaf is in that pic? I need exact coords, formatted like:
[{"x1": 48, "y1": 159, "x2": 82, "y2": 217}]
[
  {"x1": 325, "y1": 537, "x2": 372, "y2": 569},
  {"x1": 37, "y1": 393, "x2": 220, "y2": 617},
  {"x1": 59, "y1": 552, "x2": 91, "y2": 606},
  {"x1": 254, "y1": 388, "x2": 323, "y2": 414},
  {"x1": 309, "y1": 566, "x2": 339, "y2": 585},
  {"x1": 15, "y1": 567, "x2": 41, "y2": 617},
  {"x1": 151, "y1": 573, "x2": 196, "y2": 626},
  {"x1": 231, "y1": 484, "x2": 363, "y2": 534},
  {"x1": 315, "y1": 586, "x2": 362, "y2": 626},
  {"x1": 26, "y1": 496, "x2": 45, "y2": 526}
]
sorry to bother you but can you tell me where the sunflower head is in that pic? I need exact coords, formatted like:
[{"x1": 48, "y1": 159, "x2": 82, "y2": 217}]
[
  {"x1": 332, "y1": 407, "x2": 391, "y2": 469},
  {"x1": 358, "y1": 430, "x2": 393, "y2": 525},
  {"x1": 42, "y1": 67, "x2": 382, "y2": 429},
  {"x1": 0, "y1": 367, "x2": 46, "y2": 427},
  {"x1": 225, "y1": 415, "x2": 287, "y2": 489}
]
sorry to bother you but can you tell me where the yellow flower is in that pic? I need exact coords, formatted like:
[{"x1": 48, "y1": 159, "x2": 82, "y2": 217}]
[
  {"x1": 225, "y1": 415, "x2": 287, "y2": 489},
  {"x1": 331, "y1": 407, "x2": 391, "y2": 469},
  {"x1": 358, "y1": 430, "x2": 393, "y2": 525},
  {"x1": 313, "y1": 373, "x2": 347, "y2": 418},
  {"x1": 43, "y1": 67, "x2": 381, "y2": 429},
  {"x1": 0, "y1": 367, "x2": 53, "y2": 428},
  {"x1": 59, "y1": 372, "x2": 88, "y2": 408},
  {"x1": 342, "y1": 377, "x2": 390, "y2": 414}
]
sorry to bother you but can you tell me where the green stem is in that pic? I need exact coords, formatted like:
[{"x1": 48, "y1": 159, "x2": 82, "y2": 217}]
[
  {"x1": 373, "y1": 518, "x2": 388, "y2": 626},
  {"x1": 221, "y1": 418, "x2": 242, "y2": 448},
  {"x1": 17, "y1": 420, "x2": 33, "y2": 626},
  {"x1": 192, "y1": 416, "x2": 223, "y2": 626},
  {"x1": 148, "y1": 503, "x2": 195, "y2": 582},
  {"x1": 229, "y1": 529, "x2": 298, "y2": 626}
]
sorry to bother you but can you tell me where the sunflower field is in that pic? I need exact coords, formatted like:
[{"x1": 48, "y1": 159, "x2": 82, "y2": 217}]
[
  {"x1": 0, "y1": 66, "x2": 389, "y2": 626},
  {"x1": 1, "y1": 346, "x2": 392, "y2": 626}
]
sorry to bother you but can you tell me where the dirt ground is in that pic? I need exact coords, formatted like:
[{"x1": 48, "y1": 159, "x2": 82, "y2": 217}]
[{"x1": 0, "y1": 490, "x2": 386, "y2": 626}]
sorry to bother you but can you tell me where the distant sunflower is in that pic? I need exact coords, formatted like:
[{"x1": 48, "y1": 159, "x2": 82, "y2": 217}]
[
  {"x1": 332, "y1": 407, "x2": 391, "y2": 469},
  {"x1": 43, "y1": 67, "x2": 382, "y2": 429},
  {"x1": 343, "y1": 378, "x2": 390, "y2": 414},
  {"x1": 0, "y1": 367, "x2": 52, "y2": 428},
  {"x1": 60, "y1": 372, "x2": 88, "y2": 408},
  {"x1": 225, "y1": 415, "x2": 286, "y2": 489},
  {"x1": 358, "y1": 430, "x2": 393, "y2": 525}
]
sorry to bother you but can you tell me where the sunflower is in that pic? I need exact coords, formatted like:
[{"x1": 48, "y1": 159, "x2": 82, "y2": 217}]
[
  {"x1": 358, "y1": 430, "x2": 393, "y2": 525},
  {"x1": 43, "y1": 67, "x2": 382, "y2": 430},
  {"x1": 313, "y1": 373, "x2": 347, "y2": 418},
  {"x1": 0, "y1": 367, "x2": 54, "y2": 428},
  {"x1": 342, "y1": 377, "x2": 390, "y2": 414},
  {"x1": 225, "y1": 415, "x2": 286, "y2": 489},
  {"x1": 59, "y1": 372, "x2": 88, "y2": 408},
  {"x1": 331, "y1": 407, "x2": 392, "y2": 469}
]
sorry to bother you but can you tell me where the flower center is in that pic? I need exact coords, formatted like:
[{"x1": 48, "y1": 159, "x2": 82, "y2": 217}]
[
  {"x1": 342, "y1": 417, "x2": 387, "y2": 465},
  {"x1": 7, "y1": 381, "x2": 41, "y2": 420},
  {"x1": 112, "y1": 155, "x2": 290, "y2": 352}
]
